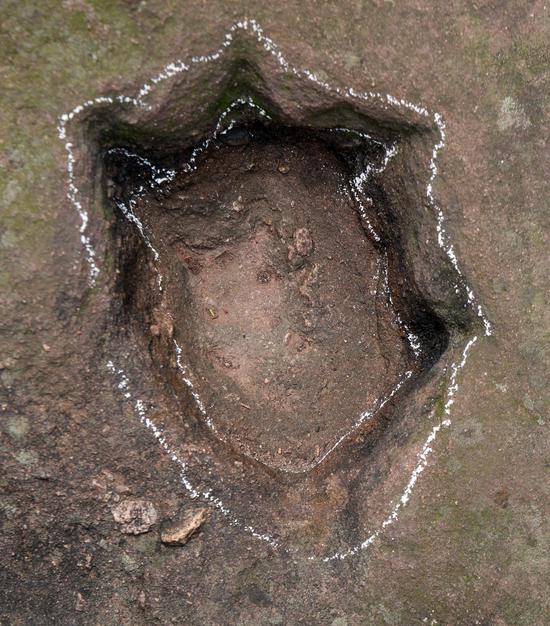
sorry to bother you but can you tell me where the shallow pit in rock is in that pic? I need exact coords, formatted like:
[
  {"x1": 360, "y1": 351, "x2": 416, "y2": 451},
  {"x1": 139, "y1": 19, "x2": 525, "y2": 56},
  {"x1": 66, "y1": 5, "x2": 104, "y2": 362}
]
[{"x1": 103, "y1": 111, "x2": 450, "y2": 474}]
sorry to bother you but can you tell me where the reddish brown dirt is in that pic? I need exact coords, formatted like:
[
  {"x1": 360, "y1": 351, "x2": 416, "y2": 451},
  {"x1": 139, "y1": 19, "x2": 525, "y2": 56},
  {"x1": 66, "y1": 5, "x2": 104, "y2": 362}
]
[{"x1": 129, "y1": 129, "x2": 409, "y2": 472}]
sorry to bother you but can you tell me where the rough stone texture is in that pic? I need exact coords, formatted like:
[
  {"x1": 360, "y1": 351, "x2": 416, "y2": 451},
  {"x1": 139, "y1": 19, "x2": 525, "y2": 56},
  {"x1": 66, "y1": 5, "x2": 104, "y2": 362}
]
[
  {"x1": 111, "y1": 499, "x2": 158, "y2": 535},
  {"x1": 0, "y1": 1, "x2": 548, "y2": 625}
]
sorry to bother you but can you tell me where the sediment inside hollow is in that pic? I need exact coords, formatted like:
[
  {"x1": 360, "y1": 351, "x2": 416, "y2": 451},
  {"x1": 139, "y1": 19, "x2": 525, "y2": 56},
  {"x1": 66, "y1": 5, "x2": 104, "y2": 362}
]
[{"x1": 105, "y1": 119, "x2": 447, "y2": 472}]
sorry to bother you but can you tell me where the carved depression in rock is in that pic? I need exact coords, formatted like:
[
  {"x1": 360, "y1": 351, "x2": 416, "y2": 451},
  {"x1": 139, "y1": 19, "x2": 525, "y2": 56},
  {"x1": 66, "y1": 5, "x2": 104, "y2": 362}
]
[
  {"x1": 107, "y1": 121, "x2": 424, "y2": 473},
  {"x1": 104, "y1": 98, "x2": 456, "y2": 477},
  {"x1": 67, "y1": 37, "x2": 484, "y2": 552}
]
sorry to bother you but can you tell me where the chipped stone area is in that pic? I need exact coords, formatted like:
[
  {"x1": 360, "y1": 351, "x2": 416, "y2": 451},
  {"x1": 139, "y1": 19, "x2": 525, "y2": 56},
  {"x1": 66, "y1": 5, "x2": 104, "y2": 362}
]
[{"x1": 160, "y1": 507, "x2": 209, "y2": 545}]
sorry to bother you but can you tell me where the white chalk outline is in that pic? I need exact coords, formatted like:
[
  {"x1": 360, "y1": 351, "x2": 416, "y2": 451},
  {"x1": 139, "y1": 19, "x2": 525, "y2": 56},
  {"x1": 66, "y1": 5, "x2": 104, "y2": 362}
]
[
  {"x1": 107, "y1": 335, "x2": 477, "y2": 561},
  {"x1": 59, "y1": 19, "x2": 492, "y2": 559},
  {"x1": 57, "y1": 18, "x2": 491, "y2": 336}
]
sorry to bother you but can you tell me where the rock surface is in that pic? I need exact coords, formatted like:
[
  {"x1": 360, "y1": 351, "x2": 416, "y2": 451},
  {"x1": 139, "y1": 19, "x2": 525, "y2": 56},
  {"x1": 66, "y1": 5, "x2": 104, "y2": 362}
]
[{"x1": 0, "y1": 2, "x2": 548, "y2": 625}]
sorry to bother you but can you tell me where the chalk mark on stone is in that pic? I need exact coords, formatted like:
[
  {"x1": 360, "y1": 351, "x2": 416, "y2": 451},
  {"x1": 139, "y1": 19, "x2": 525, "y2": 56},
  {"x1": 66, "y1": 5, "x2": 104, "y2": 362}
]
[
  {"x1": 107, "y1": 335, "x2": 477, "y2": 560},
  {"x1": 59, "y1": 19, "x2": 491, "y2": 559}
]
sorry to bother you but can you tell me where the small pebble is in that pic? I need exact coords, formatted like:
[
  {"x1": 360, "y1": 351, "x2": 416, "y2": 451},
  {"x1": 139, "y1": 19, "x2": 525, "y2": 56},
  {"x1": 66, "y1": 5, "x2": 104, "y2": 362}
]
[
  {"x1": 111, "y1": 499, "x2": 158, "y2": 535},
  {"x1": 160, "y1": 508, "x2": 208, "y2": 546}
]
